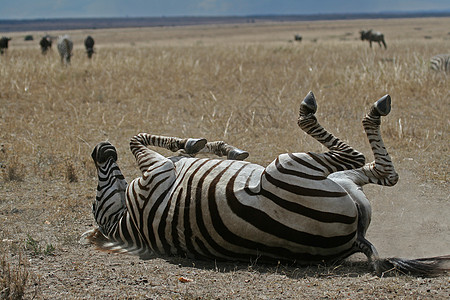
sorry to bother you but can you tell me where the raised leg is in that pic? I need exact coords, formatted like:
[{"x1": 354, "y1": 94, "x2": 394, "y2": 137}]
[
  {"x1": 356, "y1": 95, "x2": 399, "y2": 186},
  {"x1": 131, "y1": 134, "x2": 207, "y2": 155},
  {"x1": 197, "y1": 141, "x2": 249, "y2": 160},
  {"x1": 297, "y1": 91, "x2": 366, "y2": 176},
  {"x1": 134, "y1": 133, "x2": 249, "y2": 161}
]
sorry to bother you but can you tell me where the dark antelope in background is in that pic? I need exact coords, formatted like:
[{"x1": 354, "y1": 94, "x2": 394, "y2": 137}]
[
  {"x1": 0, "y1": 37, "x2": 12, "y2": 55},
  {"x1": 360, "y1": 30, "x2": 387, "y2": 49},
  {"x1": 39, "y1": 35, "x2": 53, "y2": 55},
  {"x1": 84, "y1": 36, "x2": 95, "y2": 59}
]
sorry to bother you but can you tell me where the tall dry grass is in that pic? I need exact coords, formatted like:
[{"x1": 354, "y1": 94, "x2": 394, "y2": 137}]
[{"x1": 1, "y1": 18, "x2": 448, "y2": 184}]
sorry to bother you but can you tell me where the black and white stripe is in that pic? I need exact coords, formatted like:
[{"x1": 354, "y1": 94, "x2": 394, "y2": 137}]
[
  {"x1": 57, "y1": 35, "x2": 73, "y2": 64},
  {"x1": 82, "y1": 92, "x2": 449, "y2": 276},
  {"x1": 430, "y1": 54, "x2": 450, "y2": 72}
]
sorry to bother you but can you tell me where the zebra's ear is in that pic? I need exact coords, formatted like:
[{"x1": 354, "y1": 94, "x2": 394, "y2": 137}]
[{"x1": 91, "y1": 146, "x2": 98, "y2": 163}]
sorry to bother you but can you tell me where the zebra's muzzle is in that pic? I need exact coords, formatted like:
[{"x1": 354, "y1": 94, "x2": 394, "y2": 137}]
[{"x1": 92, "y1": 142, "x2": 118, "y2": 165}]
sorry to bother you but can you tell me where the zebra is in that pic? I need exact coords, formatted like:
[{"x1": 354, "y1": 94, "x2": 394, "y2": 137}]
[
  {"x1": 39, "y1": 36, "x2": 52, "y2": 55},
  {"x1": 0, "y1": 37, "x2": 12, "y2": 55},
  {"x1": 360, "y1": 30, "x2": 387, "y2": 49},
  {"x1": 430, "y1": 54, "x2": 450, "y2": 72},
  {"x1": 84, "y1": 36, "x2": 95, "y2": 59},
  {"x1": 82, "y1": 92, "x2": 449, "y2": 276},
  {"x1": 57, "y1": 35, "x2": 73, "y2": 64}
]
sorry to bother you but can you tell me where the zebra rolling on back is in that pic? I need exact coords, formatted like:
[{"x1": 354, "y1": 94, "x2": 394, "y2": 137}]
[
  {"x1": 360, "y1": 30, "x2": 387, "y2": 49},
  {"x1": 57, "y1": 35, "x2": 73, "y2": 64},
  {"x1": 83, "y1": 92, "x2": 449, "y2": 276},
  {"x1": 84, "y1": 36, "x2": 95, "y2": 59},
  {"x1": 430, "y1": 54, "x2": 450, "y2": 72}
]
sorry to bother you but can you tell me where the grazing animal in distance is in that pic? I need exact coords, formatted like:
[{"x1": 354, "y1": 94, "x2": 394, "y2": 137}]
[
  {"x1": 294, "y1": 34, "x2": 302, "y2": 42},
  {"x1": 0, "y1": 37, "x2": 12, "y2": 55},
  {"x1": 82, "y1": 92, "x2": 450, "y2": 277},
  {"x1": 360, "y1": 30, "x2": 387, "y2": 49},
  {"x1": 57, "y1": 35, "x2": 73, "y2": 64},
  {"x1": 430, "y1": 54, "x2": 450, "y2": 72},
  {"x1": 84, "y1": 36, "x2": 95, "y2": 59},
  {"x1": 40, "y1": 36, "x2": 52, "y2": 55}
]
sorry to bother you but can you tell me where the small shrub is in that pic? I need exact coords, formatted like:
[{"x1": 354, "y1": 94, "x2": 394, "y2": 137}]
[
  {"x1": 44, "y1": 244, "x2": 55, "y2": 256},
  {"x1": 1, "y1": 157, "x2": 25, "y2": 182},
  {"x1": 24, "y1": 236, "x2": 40, "y2": 256},
  {"x1": 65, "y1": 161, "x2": 78, "y2": 183},
  {"x1": 0, "y1": 254, "x2": 29, "y2": 300},
  {"x1": 24, "y1": 235, "x2": 55, "y2": 257}
]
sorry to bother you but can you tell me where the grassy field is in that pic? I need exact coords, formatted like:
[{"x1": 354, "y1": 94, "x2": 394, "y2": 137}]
[{"x1": 1, "y1": 17, "x2": 449, "y2": 298}]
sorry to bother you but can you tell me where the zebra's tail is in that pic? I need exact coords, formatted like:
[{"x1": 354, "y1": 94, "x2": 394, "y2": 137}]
[{"x1": 372, "y1": 255, "x2": 450, "y2": 277}]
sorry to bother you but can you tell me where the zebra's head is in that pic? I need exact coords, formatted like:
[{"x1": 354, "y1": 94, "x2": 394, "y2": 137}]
[
  {"x1": 91, "y1": 141, "x2": 127, "y2": 236},
  {"x1": 92, "y1": 141, "x2": 118, "y2": 166}
]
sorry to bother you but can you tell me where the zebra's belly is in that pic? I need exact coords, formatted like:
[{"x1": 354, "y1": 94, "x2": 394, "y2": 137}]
[{"x1": 149, "y1": 158, "x2": 358, "y2": 263}]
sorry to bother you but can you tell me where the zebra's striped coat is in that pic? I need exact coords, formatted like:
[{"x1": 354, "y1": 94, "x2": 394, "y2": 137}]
[
  {"x1": 84, "y1": 92, "x2": 450, "y2": 276},
  {"x1": 430, "y1": 54, "x2": 450, "y2": 72},
  {"x1": 57, "y1": 35, "x2": 73, "y2": 64}
]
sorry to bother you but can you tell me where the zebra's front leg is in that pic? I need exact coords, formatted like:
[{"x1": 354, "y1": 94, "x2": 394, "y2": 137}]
[
  {"x1": 131, "y1": 134, "x2": 207, "y2": 155},
  {"x1": 297, "y1": 91, "x2": 366, "y2": 174},
  {"x1": 358, "y1": 95, "x2": 399, "y2": 186},
  {"x1": 197, "y1": 141, "x2": 249, "y2": 160}
]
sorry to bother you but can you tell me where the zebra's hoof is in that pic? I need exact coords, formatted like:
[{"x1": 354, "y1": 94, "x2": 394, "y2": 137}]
[
  {"x1": 300, "y1": 91, "x2": 317, "y2": 115},
  {"x1": 185, "y1": 138, "x2": 207, "y2": 154},
  {"x1": 373, "y1": 94, "x2": 391, "y2": 116},
  {"x1": 227, "y1": 149, "x2": 249, "y2": 161}
]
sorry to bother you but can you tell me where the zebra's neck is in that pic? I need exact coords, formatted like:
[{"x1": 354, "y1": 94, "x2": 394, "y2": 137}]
[{"x1": 93, "y1": 158, "x2": 128, "y2": 236}]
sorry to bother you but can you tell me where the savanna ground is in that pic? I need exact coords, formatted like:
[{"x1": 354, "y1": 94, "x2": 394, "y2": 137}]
[{"x1": 0, "y1": 17, "x2": 449, "y2": 299}]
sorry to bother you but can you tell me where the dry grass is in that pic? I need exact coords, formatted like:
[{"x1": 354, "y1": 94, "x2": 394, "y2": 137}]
[{"x1": 0, "y1": 17, "x2": 449, "y2": 298}]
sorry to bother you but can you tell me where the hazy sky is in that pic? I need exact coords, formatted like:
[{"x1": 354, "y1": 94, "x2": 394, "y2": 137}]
[{"x1": 1, "y1": 0, "x2": 449, "y2": 19}]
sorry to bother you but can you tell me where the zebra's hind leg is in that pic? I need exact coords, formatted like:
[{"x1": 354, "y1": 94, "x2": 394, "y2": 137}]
[
  {"x1": 297, "y1": 91, "x2": 366, "y2": 175},
  {"x1": 356, "y1": 95, "x2": 399, "y2": 187},
  {"x1": 197, "y1": 141, "x2": 249, "y2": 160}
]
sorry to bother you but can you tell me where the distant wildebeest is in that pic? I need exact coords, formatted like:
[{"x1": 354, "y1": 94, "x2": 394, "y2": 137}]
[
  {"x1": 0, "y1": 37, "x2": 12, "y2": 55},
  {"x1": 294, "y1": 34, "x2": 302, "y2": 42},
  {"x1": 360, "y1": 30, "x2": 387, "y2": 49},
  {"x1": 24, "y1": 35, "x2": 34, "y2": 41},
  {"x1": 84, "y1": 36, "x2": 95, "y2": 59},
  {"x1": 430, "y1": 54, "x2": 450, "y2": 72},
  {"x1": 57, "y1": 35, "x2": 73, "y2": 64},
  {"x1": 40, "y1": 36, "x2": 53, "y2": 55}
]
